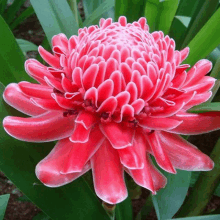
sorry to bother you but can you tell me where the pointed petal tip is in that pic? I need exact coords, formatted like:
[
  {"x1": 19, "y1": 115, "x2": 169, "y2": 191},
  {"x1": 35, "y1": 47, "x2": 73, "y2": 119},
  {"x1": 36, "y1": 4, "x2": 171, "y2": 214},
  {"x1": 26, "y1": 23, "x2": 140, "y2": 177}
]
[{"x1": 96, "y1": 190, "x2": 128, "y2": 205}]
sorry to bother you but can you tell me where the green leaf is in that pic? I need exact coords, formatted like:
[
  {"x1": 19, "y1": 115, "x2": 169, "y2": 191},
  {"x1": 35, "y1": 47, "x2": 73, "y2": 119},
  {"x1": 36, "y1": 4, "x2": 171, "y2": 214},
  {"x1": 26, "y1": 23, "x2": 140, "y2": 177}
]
[
  {"x1": 30, "y1": 0, "x2": 78, "y2": 44},
  {"x1": 0, "y1": 15, "x2": 32, "y2": 85},
  {"x1": 206, "y1": 47, "x2": 220, "y2": 66},
  {"x1": 144, "y1": 0, "x2": 159, "y2": 32},
  {"x1": 10, "y1": 6, "x2": 35, "y2": 30},
  {"x1": 33, "y1": 212, "x2": 51, "y2": 220},
  {"x1": 156, "y1": 0, "x2": 179, "y2": 35},
  {"x1": 170, "y1": 214, "x2": 220, "y2": 220},
  {"x1": 184, "y1": 8, "x2": 220, "y2": 66},
  {"x1": 175, "y1": 0, "x2": 199, "y2": 17},
  {"x1": 145, "y1": 0, "x2": 179, "y2": 34},
  {"x1": 189, "y1": 103, "x2": 220, "y2": 113},
  {"x1": 115, "y1": 0, "x2": 146, "y2": 23},
  {"x1": 152, "y1": 170, "x2": 191, "y2": 220},
  {"x1": 0, "y1": 83, "x2": 109, "y2": 220},
  {"x1": 0, "y1": 194, "x2": 10, "y2": 220},
  {"x1": 3, "y1": 0, "x2": 26, "y2": 24},
  {"x1": 135, "y1": 195, "x2": 154, "y2": 220},
  {"x1": 83, "y1": 0, "x2": 114, "y2": 27},
  {"x1": 16, "y1": 39, "x2": 38, "y2": 53},
  {"x1": 0, "y1": 0, "x2": 8, "y2": 15},
  {"x1": 115, "y1": 194, "x2": 133, "y2": 220},
  {"x1": 169, "y1": 16, "x2": 188, "y2": 49},
  {"x1": 181, "y1": 0, "x2": 219, "y2": 48}
]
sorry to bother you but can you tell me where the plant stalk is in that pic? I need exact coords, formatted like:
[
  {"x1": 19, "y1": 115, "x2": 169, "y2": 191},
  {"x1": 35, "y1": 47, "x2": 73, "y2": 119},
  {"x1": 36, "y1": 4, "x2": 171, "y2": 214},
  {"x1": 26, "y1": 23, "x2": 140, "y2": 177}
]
[
  {"x1": 176, "y1": 138, "x2": 220, "y2": 217},
  {"x1": 102, "y1": 202, "x2": 116, "y2": 220}
]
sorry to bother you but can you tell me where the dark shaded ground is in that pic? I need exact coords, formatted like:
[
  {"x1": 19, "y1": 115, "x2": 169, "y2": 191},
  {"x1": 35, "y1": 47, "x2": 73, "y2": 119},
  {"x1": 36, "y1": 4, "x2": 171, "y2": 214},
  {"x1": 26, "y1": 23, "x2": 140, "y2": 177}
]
[{"x1": 1, "y1": 1, "x2": 220, "y2": 220}]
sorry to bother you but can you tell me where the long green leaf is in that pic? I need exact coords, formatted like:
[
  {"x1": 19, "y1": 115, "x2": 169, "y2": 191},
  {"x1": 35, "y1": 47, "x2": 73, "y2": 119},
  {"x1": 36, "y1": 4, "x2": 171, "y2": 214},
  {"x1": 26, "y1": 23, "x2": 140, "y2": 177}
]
[
  {"x1": 145, "y1": 0, "x2": 178, "y2": 34},
  {"x1": 152, "y1": 170, "x2": 191, "y2": 220},
  {"x1": 4, "y1": 0, "x2": 26, "y2": 24},
  {"x1": 0, "y1": 15, "x2": 32, "y2": 85},
  {"x1": 169, "y1": 16, "x2": 188, "y2": 49},
  {"x1": 83, "y1": 0, "x2": 114, "y2": 27},
  {"x1": 175, "y1": 0, "x2": 199, "y2": 17},
  {"x1": 169, "y1": 215, "x2": 220, "y2": 220},
  {"x1": 31, "y1": 0, "x2": 78, "y2": 44},
  {"x1": 156, "y1": 0, "x2": 179, "y2": 35},
  {"x1": 16, "y1": 39, "x2": 38, "y2": 53},
  {"x1": 115, "y1": 0, "x2": 146, "y2": 23},
  {"x1": 0, "y1": 194, "x2": 10, "y2": 220},
  {"x1": 184, "y1": 8, "x2": 220, "y2": 66},
  {"x1": 10, "y1": 6, "x2": 35, "y2": 30},
  {"x1": 181, "y1": 0, "x2": 219, "y2": 48},
  {"x1": 115, "y1": 194, "x2": 133, "y2": 220},
  {"x1": 0, "y1": 83, "x2": 109, "y2": 220},
  {"x1": 189, "y1": 103, "x2": 220, "y2": 113},
  {"x1": 0, "y1": 0, "x2": 7, "y2": 15},
  {"x1": 144, "y1": 0, "x2": 159, "y2": 32}
]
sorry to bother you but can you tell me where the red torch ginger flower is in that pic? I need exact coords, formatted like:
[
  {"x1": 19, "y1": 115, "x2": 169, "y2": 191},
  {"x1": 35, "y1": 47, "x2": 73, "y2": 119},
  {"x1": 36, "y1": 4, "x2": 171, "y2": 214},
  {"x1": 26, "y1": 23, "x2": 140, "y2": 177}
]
[{"x1": 3, "y1": 16, "x2": 220, "y2": 204}]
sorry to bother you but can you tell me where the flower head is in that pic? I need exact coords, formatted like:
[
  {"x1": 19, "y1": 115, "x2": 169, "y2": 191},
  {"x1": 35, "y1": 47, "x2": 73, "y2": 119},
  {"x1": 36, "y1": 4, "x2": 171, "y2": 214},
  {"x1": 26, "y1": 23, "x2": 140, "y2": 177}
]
[{"x1": 3, "y1": 16, "x2": 220, "y2": 204}]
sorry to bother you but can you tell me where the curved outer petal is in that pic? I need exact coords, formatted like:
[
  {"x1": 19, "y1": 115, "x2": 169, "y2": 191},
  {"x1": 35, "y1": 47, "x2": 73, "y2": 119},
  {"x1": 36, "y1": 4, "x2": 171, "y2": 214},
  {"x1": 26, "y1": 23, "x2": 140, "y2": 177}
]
[
  {"x1": 70, "y1": 123, "x2": 92, "y2": 143},
  {"x1": 147, "y1": 131, "x2": 176, "y2": 174},
  {"x1": 100, "y1": 122, "x2": 135, "y2": 149},
  {"x1": 3, "y1": 83, "x2": 46, "y2": 116},
  {"x1": 127, "y1": 132, "x2": 166, "y2": 193},
  {"x1": 138, "y1": 116, "x2": 182, "y2": 131},
  {"x1": 170, "y1": 112, "x2": 220, "y2": 135},
  {"x1": 36, "y1": 139, "x2": 90, "y2": 187},
  {"x1": 91, "y1": 139, "x2": 128, "y2": 204},
  {"x1": 159, "y1": 131, "x2": 214, "y2": 171},
  {"x1": 61, "y1": 127, "x2": 105, "y2": 173},
  {"x1": 3, "y1": 111, "x2": 76, "y2": 142}
]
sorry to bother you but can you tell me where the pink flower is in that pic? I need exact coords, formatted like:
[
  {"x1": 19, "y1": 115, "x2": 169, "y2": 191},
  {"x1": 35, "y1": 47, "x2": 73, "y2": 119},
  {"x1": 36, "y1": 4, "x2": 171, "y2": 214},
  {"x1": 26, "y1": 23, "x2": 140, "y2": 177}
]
[{"x1": 3, "y1": 16, "x2": 220, "y2": 204}]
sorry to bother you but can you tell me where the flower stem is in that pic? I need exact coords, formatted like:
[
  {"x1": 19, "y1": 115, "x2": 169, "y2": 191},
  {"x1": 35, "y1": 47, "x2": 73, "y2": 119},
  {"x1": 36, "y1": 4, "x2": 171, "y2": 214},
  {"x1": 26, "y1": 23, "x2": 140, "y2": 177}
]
[
  {"x1": 176, "y1": 138, "x2": 220, "y2": 217},
  {"x1": 102, "y1": 202, "x2": 116, "y2": 220}
]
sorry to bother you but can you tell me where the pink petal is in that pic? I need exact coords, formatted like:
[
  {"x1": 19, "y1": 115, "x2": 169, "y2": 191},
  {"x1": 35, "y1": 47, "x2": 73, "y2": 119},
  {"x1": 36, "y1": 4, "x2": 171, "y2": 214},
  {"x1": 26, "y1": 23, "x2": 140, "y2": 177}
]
[
  {"x1": 159, "y1": 131, "x2": 214, "y2": 171},
  {"x1": 36, "y1": 139, "x2": 90, "y2": 187},
  {"x1": 82, "y1": 64, "x2": 99, "y2": 90},
  {"x1": 3, "y1": 111, "x2": 76, "y2": 142},
  {"x1": 97, "y1": 79, "x2": 114, "y2": 104},
  {"x1": 38, "y1": 46, "x2": 61, "y2": 69},
  {"x1": 18, "y1": 82, "x2": 53, "y2": 99},
  {"x1": 3, "y1": 83, "x2": 46, "y2": 116},
  {"x1": 117, "y1": 131, "x2": 145, "y2": 169},
  {"x1": 170, "y1": 112, "x2": 220, "y2": 135},
  {"x1": 138, "y1": 116, "x2": 182, "y2": 131},
  {"x1": 96, "y1": 96, "x2": 117, "y2": 114},
  {"x1": 180, "y1": 47, "x2": 189, "y2": 62},
  {"x1": 127, "y1": 133, "x2": 155, "y2": 193},
  {"x1": 91, "y1": 139, "x2": 128, "y2": 204},
  {"x1": 100, "y1": 122, "x2": 135, "y2": 149},
  {"x1": 70, "y1": 123, "x2": 92, "y2": 143},
  {"x1": 84, "y1": 87, "x2": 98, "y2": 107},
  {"x1": 31, "y1": 97, "x2": 64, "y2": 111},
  {"x1": 115, "y1": 91, "x2": 130, "y2": 109},
  {"x1": 75, "y1": 111, "x2": 98, "y2": 129},
  {"x1": 147, "y1": 131, "x2": 176, "y2": 173},
  {"x1": 62, "y1": 127, "x2": 105, "y2": 173}
]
